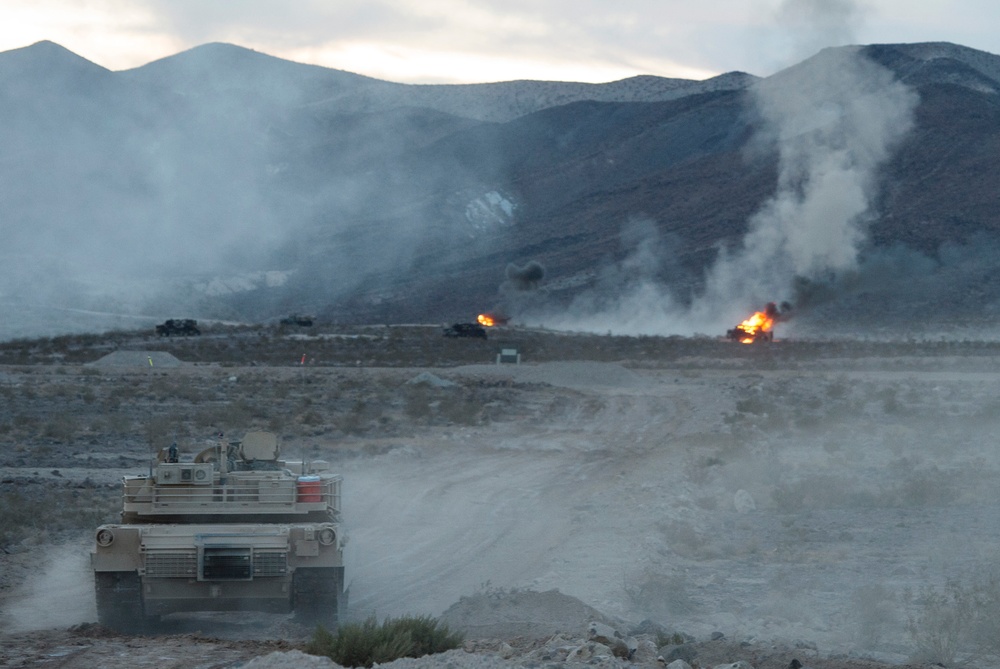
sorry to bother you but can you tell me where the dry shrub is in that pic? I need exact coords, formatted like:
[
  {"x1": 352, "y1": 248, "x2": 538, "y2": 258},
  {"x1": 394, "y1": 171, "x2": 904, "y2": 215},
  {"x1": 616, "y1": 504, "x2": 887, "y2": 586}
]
[
  {"x1": 852, "y1": 584, "x2": 896, "y2": 648},
  {"x1": 403, "y1": 387, "x2": 433, "y2": 421},
  {"x1": 907, "y1": 573, "x2": 1000, "y2": 665},
  {"x1": 42, "y1": 415, "x2": 78, "y2": 442},
  {"x1": 300, "y1": 410, "x2": 324, "y2": 426},
  {"x1": 908, "y1": 581, "x2": 974, "y2": 666},
  {"x1": 658, "y1": 520, "x2": 713, "y2": 560},
  {"x1": 624, "y1": 570, "x2": 698, "y2": 620},
  {"x1": 144, "y1": 414, "x2": 190, "y2": 451},
  {"x1": 307, "y1": 615, "x2": 463, "y2": 668},
  {"x1": 441, "y1": 397, "x2": 481, "y2": 425},
  {"x1": 0, "y1": 484, "x2": 119, "y2": 547}
]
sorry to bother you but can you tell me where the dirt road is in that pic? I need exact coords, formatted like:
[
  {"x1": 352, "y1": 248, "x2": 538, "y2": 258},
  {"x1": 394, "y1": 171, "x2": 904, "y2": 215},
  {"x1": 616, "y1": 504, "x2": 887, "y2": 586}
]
[{"x1": 3, "y1": 342, "x2": 1000, "y2": 666}]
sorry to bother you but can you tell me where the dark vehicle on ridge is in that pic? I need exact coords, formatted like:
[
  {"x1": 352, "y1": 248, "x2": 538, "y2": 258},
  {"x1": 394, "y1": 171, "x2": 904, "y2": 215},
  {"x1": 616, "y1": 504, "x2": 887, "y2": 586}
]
[
  {"x1": 280, "y1": 314, "x2": 315, "y2": 327},
  {"x1": 155, "y1": 319, "x2": 200, "y2": 336},
  {"x1": 443, "y1": 323, "x2": 488, "y2": 339}
]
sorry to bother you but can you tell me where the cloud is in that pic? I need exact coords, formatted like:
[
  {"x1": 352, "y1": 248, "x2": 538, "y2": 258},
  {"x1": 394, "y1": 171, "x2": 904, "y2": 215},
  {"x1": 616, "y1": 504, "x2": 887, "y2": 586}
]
[
  {"x1": 133, "y1": 0, "x2": 734, "y2": 83},
  {"x1": 0, "y1": 0, "x2": 752, "y2": 81},
  {"x1": 5, "y1": 0, "x2": 1000, "y2": 83}
]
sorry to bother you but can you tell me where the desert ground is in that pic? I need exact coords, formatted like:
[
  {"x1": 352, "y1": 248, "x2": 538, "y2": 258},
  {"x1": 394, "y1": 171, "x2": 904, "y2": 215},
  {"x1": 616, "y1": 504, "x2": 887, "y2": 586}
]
[{"x1": 1, "y1": 324, "x2": 999, "y2": 668}]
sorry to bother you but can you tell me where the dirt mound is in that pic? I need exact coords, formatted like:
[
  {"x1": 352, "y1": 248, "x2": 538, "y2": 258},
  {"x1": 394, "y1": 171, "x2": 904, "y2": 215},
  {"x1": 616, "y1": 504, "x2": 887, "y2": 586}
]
[
  {"x1": 88, "y1": 351, "x2": 185, "y2": 367},
  {"x1": 439, "y1": 589, "x2": 615, "y2": 639}
]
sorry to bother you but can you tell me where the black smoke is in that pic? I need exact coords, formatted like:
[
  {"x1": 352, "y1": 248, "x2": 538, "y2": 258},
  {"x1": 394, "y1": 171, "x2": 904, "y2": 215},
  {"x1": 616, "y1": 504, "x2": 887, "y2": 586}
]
[{"x1": 505, "y1": 261, "x2": 546, "y2": 291}]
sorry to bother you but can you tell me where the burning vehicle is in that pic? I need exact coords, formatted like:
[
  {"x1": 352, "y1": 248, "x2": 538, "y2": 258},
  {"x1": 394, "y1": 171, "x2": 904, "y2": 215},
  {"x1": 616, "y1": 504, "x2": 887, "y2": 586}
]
[
  {"x1": 155, "y1": 319, "x2": 200, "y2": 336},
  {"x1": 443, "y1": 312, "x2": 509, "y2": 339},
  {"x1": 443, "y1": 323, "x2": 488, "y2": 339},
  {"x1": 726, "y1": 302, "x2": 791, "y2": 343},
  {"x1": 477, "y1": 313, "x2": 509, "y2": 327}
]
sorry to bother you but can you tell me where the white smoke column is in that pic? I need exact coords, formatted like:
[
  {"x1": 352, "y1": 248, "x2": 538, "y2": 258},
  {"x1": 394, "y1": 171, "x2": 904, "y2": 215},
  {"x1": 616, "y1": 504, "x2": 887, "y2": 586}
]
[
  {"x1": 695, "y1": 46, "x2": 919, "y2": 324},
  {"x1": 526, "y1": 218, "x2": 691, "y2": 335},
  {"x1": 773, "y1": 0, "x2": 866, "y2": 65},
  {"x1": 525, "y1": 2, "x2": 919, "y2": 336}
]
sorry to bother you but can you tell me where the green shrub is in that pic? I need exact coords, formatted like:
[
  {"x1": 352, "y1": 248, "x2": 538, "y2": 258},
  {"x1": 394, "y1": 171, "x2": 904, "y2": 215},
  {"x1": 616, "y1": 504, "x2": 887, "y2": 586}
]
[{"x1": 306, "y1": 614, "x2": 464, "y2": 667}]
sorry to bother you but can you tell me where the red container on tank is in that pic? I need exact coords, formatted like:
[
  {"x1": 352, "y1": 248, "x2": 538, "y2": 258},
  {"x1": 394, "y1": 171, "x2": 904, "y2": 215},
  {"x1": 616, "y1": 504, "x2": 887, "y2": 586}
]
[{"x1": 296, "y1": 475, "x2": 322, "y2": 503}]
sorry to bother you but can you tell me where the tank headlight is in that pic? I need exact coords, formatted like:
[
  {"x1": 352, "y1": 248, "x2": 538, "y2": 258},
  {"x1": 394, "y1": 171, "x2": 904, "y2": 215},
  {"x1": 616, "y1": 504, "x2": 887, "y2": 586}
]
[
  {"x1": 96, "y1": 529, "x2": 115, "y2": 547},
  {"x1": 318, "y1": 527, "x2": 336, "y2": 546}
]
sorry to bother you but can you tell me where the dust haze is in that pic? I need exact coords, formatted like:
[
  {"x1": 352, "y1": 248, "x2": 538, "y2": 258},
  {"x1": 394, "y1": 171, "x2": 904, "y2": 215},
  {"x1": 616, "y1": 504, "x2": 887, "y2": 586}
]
[
  {"x1": 6, "y1": 345, "x2": 1000, "y2": 666},
  {"x1": 0, "y1": 42, "x2": 482, "y2": 339},
  {"x1": 306, "y1": 359, "x2": 1000, "y2": 666},
  {"x1": 3, "y1": 544, "x2": 96, "y2": 632}
]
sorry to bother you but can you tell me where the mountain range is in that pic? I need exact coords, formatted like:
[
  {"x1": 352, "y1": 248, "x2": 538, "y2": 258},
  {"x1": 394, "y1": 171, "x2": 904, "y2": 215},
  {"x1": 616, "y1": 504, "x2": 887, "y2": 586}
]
[{"x1": 2, "y1": 39, "x2": 1000, "y2": 340}]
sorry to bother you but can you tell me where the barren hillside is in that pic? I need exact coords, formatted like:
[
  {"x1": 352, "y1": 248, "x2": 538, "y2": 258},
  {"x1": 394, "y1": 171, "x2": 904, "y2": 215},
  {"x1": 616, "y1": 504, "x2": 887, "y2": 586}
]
[{"x1": 4, "y1": 41, "x2": 1000, "y2": 340}]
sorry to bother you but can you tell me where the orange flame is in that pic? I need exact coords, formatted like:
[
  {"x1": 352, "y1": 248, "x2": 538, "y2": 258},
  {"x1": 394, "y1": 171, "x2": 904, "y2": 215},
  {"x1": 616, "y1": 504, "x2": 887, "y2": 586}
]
[
  {"x1": 734, "y1": 311, "x2": 774, "y2": 344},
  {"x1": 477, "y1": 314, "x2": 495, "y2": 327}
]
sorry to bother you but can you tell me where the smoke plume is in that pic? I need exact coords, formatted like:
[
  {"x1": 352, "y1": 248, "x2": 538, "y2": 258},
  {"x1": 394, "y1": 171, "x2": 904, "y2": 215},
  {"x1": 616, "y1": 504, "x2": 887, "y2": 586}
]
[
  {"x1": 694, "y1": 46, "x2": 918, "y2": 325},
  {"x1": 521, "y1": 46, "x2": 918, "y2": 336},
  {"x1": 774, "y1": 0, "x2": 866, "y2": 64},
  {"x1": 521, "y1": 218, "x2": 692, "y2": 334},
  {"x1": 505, "y1": 261, "x2": 546, "y2": 291}
]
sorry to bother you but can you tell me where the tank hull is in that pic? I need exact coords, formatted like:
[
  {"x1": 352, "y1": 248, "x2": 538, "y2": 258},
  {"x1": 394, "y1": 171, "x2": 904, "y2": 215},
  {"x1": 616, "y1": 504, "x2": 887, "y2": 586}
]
[
  {"x1": 92, "y1": 432, "x2": 347, "y2": 632},
  {"x1": 92, "y1": 521, "x2": 345, "y2": 628}
]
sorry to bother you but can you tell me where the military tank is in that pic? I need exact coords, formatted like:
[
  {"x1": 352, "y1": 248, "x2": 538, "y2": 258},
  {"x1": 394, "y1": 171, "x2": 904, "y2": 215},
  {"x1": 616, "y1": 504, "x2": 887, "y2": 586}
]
[
  {"x1": 280, "y1": 314, "x2": 315, "y2": 327},
  {"x1": 155, "y1": 319, "x2": 201, "y2": 336},
  {"x1": 91, "y1": 431, "x2": 346, "y2": 633}
]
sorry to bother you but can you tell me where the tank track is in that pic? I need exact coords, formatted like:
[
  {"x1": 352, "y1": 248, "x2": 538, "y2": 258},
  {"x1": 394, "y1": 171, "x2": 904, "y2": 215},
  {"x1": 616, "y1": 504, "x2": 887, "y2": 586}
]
[
  {"x1": 95, "y1": 571, "x2": 150, "y2": 633},
  {"x1": 293, "y1": 567, "x2": 345, "y2": 629}
]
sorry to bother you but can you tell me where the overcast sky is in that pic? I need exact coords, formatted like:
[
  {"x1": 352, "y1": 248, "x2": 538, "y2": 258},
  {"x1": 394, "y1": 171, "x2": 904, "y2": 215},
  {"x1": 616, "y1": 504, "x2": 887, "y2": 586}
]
[{"x1": 1, "y1": 0, "x2": 998, "y2": 84}]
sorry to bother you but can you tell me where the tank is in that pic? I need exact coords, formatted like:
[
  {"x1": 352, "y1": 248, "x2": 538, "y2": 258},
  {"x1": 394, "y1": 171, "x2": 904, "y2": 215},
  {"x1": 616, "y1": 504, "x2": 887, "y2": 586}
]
[
  {"x1": 155, "y1": 319, "x2": 201, "y2": 336},
  {"x1": 442, "y1": 322, "x2": 487, "y2": 339},
  {"x1": 91, "y1": 431, "x2": 346, "y2": 633},
  {"x1": 280, "y1": 314, "x2": 315, "y2": 327}
]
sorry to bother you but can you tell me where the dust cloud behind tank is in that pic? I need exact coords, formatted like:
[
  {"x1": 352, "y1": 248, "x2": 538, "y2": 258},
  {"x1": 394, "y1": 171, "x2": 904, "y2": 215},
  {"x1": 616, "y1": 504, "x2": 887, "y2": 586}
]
[{"x1": 90, "y1": 431, "x2": 346, "y2": 633}]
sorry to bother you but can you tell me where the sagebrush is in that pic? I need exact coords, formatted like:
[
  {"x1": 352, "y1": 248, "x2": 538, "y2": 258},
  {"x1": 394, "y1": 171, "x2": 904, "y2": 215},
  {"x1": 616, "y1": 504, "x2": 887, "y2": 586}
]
[{"x1": 306, "y1": 614, "x2": 464, "y2": 667}]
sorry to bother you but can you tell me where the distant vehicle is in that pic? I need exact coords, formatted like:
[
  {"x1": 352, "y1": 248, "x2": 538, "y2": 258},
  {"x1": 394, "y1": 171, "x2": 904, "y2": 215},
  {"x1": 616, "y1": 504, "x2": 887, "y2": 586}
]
[
  {"x1": 280, "y1": 314, "x2": 314, "y2": 327},
  {"x1": 91, "y1": 431, "x2": 346, "y2": 633},
  {"x1": 155, "y1": 319, "x2": 200, "y2": 336},
  {"x1": 443, "y1": 323, "x2": 488, "y2": 339},
  {"x1": 725, "y1": 325, "x2": 773, "y2": 343}
]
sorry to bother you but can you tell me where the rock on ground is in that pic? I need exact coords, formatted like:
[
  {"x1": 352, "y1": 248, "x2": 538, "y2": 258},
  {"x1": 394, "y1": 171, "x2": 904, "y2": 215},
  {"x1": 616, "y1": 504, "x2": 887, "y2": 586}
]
[{"x1": 439, "y1": 589, "x2": 616, "y2": 639}]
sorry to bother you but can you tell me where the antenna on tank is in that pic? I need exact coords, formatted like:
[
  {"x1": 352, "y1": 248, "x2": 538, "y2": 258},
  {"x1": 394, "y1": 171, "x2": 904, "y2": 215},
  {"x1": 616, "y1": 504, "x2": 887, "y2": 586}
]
[{"x1": 218, "y1": 431, "x2": 228, "y2": 484}]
